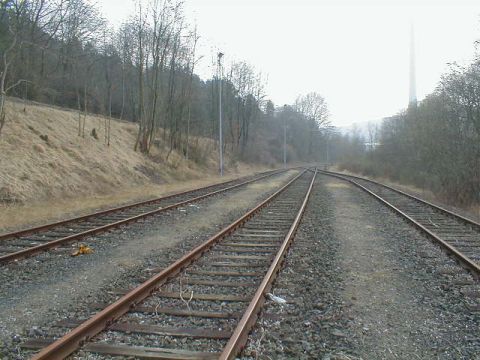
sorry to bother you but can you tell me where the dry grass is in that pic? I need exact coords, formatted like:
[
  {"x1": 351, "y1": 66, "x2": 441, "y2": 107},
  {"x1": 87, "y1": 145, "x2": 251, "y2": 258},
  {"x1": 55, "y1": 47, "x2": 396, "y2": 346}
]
[
  {"x1": 0, "y1": 100, "x2": 272, "y2": 231},
  {"x1": 0, "y1": 169, "x2": 267, "y2": 232}
]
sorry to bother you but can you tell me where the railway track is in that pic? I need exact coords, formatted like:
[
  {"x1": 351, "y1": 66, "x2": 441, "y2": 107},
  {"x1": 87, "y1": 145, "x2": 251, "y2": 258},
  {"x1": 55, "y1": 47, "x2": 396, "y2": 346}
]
[
  {"x1": 20, "y1": 168, "x2": 316, "y2": 359},
  {"x1": 319, "y1": 170, "x2": 480, "y2": 277},
  {"x1": 0, "y1": 169, "x2": 289, "y2": 264}
]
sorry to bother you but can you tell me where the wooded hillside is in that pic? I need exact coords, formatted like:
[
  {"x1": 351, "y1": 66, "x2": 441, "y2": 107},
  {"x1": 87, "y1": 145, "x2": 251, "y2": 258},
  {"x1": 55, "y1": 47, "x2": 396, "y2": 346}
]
[
  {"x1": 335, "y1": 48, "x2": 480, "y2": 208},
  {"x1": 0, "y1": 98, "x2": 241, "y2": 204},
  {"x1": 0, "y1": 0, "x2": 331, "y2": 165}
]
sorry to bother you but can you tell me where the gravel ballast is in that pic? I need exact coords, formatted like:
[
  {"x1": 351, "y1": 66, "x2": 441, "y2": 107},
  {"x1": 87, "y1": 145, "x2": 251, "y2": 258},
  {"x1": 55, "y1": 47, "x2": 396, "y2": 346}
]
[
  {"x1": 2, "y1": 170, "x2": 479, "y2": 359},
  {"x1": 0, "y1": 170, "x2": 297, "y2": 359},
  {"x1": 244, "y1": 175, "x2": 479, "y2": 359}
]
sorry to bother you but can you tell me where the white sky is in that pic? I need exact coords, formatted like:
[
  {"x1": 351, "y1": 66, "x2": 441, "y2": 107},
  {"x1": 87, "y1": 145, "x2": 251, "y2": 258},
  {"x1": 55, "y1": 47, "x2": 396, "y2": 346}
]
[{"x1": 98, "y1": 0, "x2": 480, "y2": 127}]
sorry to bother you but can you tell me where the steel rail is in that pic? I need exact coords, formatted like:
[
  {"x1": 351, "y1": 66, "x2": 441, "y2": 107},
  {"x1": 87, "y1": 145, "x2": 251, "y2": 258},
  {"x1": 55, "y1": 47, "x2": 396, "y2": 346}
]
[
  {"x1": 0, "y1": 169, "x2": 283, "y2": 242},
  {"x1": 318, "y1": 170, "x2": 480, "y2": 277},
  {"x1": 31, "y1": 170, "x2": 308, "y2": 360},
  {"x1": 220, "y1": 168, "x2": 317, "y2": 359},
  {"x1": 0, "y1": 169, "x2": 288, "y2": 264},
  {"x1": 320, "y1": 169, "x2": 480, "y2": 230}
]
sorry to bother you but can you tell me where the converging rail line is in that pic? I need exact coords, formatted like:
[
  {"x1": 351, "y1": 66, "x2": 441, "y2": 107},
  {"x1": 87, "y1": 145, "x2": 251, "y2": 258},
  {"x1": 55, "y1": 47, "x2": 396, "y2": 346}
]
[
  {"x1": 0, "y1": 169, "x2": 289, "y2": 264},
  {"x1": 21, "y1": 169, "x2": 316, "y2": 359},
  {"x1": 319, "y1": 170, "x2": 480, "y2": 277}
]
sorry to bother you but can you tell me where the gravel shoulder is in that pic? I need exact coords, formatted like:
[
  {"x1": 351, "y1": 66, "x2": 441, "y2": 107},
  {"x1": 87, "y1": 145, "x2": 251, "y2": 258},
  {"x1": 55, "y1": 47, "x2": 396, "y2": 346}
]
[
  {"x1": 0, "y1": 170, "x2": 296, "y2": 359},
  {"x1": 244, "y1": 175, "x2": 479, "y2": 359},
  {"x1": 330, "y1": 179, "x2": 479, "y2": 359}
]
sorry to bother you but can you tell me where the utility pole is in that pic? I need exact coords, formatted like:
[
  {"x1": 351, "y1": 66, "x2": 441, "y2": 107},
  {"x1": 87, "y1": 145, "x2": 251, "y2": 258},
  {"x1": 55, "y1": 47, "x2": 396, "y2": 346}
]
[
  {"x1": 283, "y1": 105, "x2": 287, "y2": 168},
  {"x1": 326, "y1": 133, "x2": 329, "y2": 165},
  {"x1": 323, "y1": 125, "x2": 335, "y2": 168},
  {"x1": 218, "y1": 52, "x2": 224, "y2": 176},
  {"x1": 409, "y1": 22, "x2": 417, "y2": 107}
]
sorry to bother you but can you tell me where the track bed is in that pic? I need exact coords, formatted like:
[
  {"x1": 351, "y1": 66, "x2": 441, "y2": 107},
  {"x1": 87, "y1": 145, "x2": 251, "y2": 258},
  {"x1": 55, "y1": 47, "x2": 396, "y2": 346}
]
[{"x1": 20, "y1": 170, "x2": 316, "y2": 359}]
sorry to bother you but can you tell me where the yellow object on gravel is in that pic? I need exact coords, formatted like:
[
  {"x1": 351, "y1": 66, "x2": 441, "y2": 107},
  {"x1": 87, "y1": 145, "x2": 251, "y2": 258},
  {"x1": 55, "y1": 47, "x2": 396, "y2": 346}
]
[{"x1": 71, "y1": 244, "x2": 93, "y2": 256}]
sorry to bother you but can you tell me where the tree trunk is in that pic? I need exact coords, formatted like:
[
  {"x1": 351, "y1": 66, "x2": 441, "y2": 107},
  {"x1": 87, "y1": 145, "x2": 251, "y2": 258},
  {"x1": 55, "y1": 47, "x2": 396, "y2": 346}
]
[
  {"x1": 82, "y1": 83, "x2": 87, "y2": 137},
  {"x1": 0, "y1": 92, "x2": 6, "y2": 136}
]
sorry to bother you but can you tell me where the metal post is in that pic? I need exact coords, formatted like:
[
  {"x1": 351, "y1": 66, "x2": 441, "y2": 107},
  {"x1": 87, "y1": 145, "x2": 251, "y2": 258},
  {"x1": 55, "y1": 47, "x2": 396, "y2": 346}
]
[
  {"x1": 326, "y1": 134, "x2": 329, "y2": 165},
  {"x1": 218, "y1": 52, "x2": 224, "y2": 176},
  {"x1": 283, "y1": 105, "x2": 287, "y2": 168},
  {"x1": 323, "y1": 126, "x2": 335, "y2": 168}
]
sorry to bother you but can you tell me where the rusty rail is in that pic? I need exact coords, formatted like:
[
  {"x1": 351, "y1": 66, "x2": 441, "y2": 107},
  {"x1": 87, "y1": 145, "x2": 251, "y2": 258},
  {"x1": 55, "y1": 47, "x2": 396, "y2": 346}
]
[
  {"x1": 0, "y1": 169, "x2": 283, "y2": 242},
  {"x1": 318, "y1": 170, "x2": 480, "y2": 277},
  {"x1": 31, "y1": 170, "x2": 309, "y2": 359},
  {"x1": 0, "y1": 169, "x2": 288, "y2": 264},
  {"x1": 220, "y1": 168, "x2": 317, "y2": 359},
  {"x1": 319, "y1": 170, "x2": 480, "y2": 230}
]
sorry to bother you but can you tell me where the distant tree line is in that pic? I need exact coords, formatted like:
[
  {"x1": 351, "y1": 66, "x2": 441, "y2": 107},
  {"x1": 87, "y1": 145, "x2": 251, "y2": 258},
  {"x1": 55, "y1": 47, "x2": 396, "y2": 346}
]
[
  {"x1": 336, "y1": 46, "x2": 480, "y2": 206},
  {"x1": 0, "y1": 0, "x2": 330, "y2": 164}
]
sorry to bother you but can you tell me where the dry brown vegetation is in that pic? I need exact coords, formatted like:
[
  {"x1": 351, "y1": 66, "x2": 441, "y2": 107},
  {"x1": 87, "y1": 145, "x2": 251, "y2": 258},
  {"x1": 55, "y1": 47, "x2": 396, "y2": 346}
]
[{"x1": 0, "y1": 100, "x2": 270, "y2": 231}]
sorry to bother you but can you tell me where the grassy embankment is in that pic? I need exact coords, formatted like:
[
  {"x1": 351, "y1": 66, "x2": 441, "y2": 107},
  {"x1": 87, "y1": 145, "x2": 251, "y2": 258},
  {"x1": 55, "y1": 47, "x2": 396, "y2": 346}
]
[{"x1": 0, "y1": 99, "x2": 271, "y2": 231}]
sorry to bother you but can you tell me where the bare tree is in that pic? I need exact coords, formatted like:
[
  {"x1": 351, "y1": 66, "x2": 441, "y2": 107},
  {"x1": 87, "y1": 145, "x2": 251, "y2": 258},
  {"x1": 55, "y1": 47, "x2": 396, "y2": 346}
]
[
  {"x1": 295, "y1": 92, "x2": 330, "y2": 156},
  {"x1": 184, "y1": 26, "x2": 199, "y2": 161},
  {"x1": 133, "y1": 2, "x2": 148, "y2": 152},
  {"x1": 0, "y1": 1, "x2": 29, "y2": 134}
]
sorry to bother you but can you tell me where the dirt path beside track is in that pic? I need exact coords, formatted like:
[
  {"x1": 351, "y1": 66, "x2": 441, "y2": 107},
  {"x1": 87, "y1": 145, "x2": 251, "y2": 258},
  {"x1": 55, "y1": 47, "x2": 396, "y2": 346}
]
[{"x1": 245, "y1": 175, "x2": 479, "y2": 359}]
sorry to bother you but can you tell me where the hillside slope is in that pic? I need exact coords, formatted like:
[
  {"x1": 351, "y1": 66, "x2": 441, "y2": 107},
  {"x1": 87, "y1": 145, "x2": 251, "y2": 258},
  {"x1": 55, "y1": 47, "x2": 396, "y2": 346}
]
[{"x1": 0, "y1": 99, "x2": 269, "y2": 229}]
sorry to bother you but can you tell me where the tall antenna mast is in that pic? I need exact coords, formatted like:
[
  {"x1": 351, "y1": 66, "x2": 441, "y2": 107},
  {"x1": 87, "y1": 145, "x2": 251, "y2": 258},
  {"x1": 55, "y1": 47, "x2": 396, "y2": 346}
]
[{"x1": 409, "y1": 22, "x2": 417, "y2": 107}]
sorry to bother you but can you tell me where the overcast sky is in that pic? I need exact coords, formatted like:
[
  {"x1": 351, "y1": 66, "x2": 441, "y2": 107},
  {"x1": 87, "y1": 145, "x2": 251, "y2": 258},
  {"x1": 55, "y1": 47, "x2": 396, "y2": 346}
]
[{"x1": 98, "y1": 0, "x2": 480, "y2": 127}]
